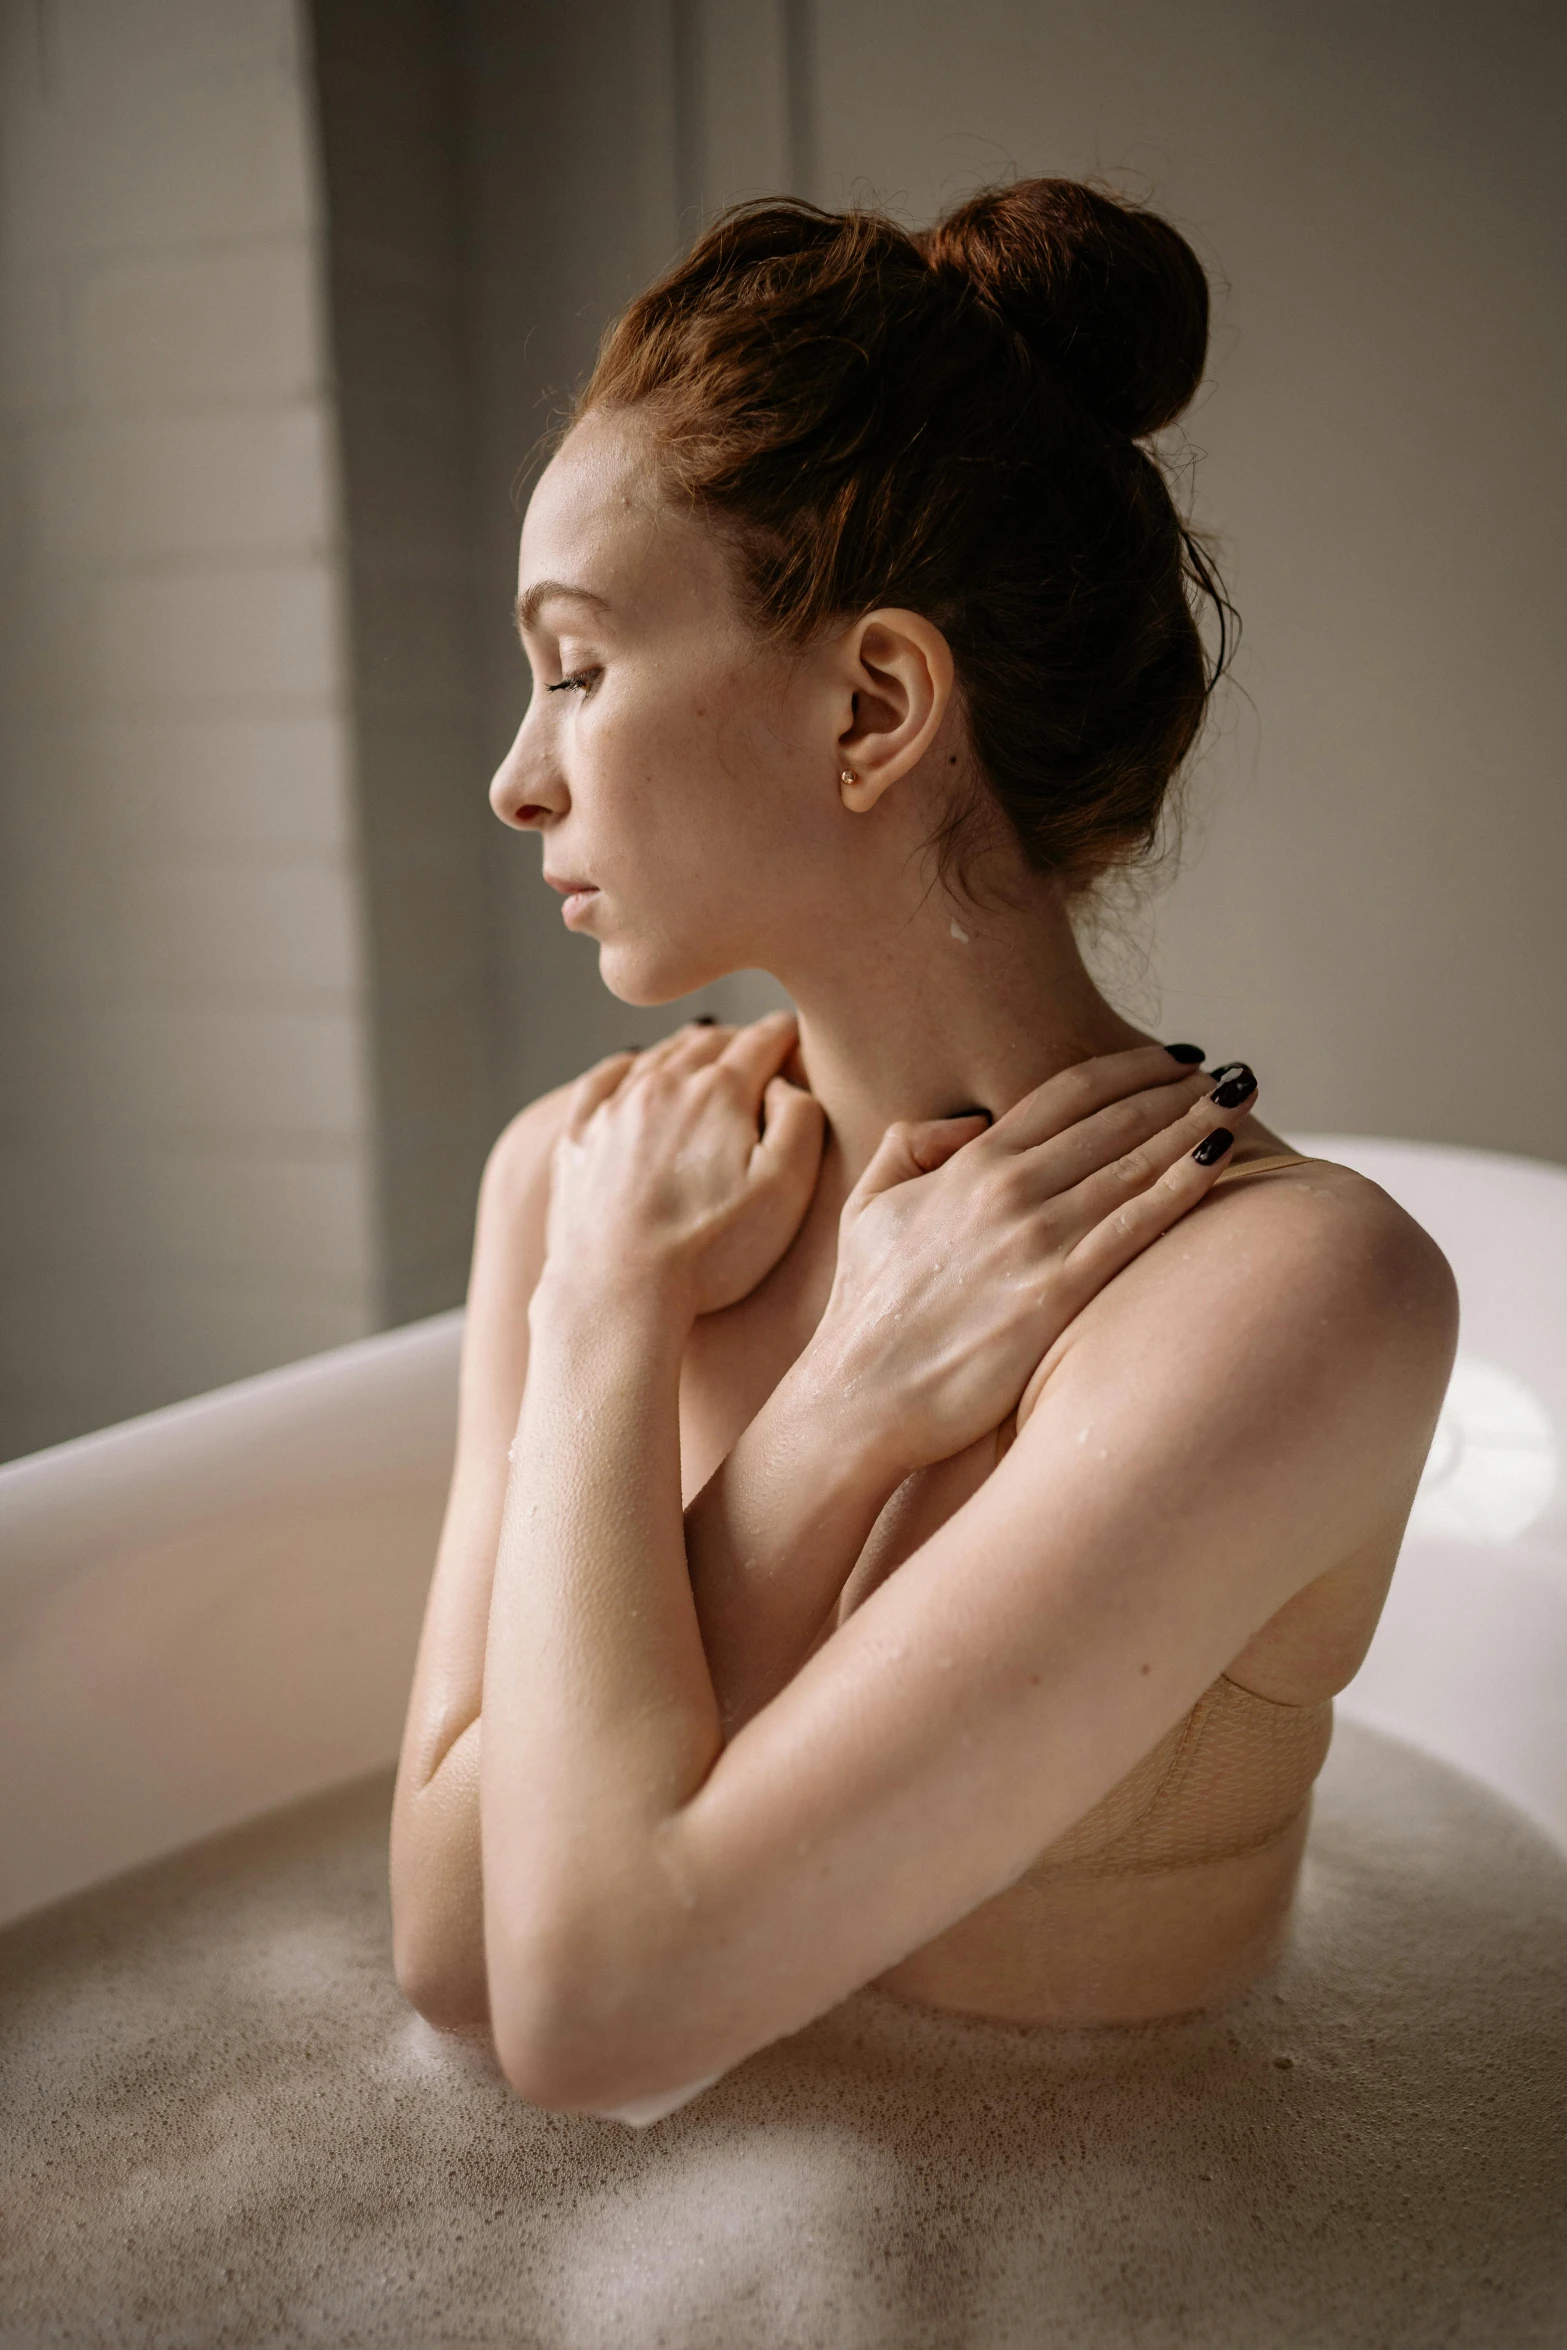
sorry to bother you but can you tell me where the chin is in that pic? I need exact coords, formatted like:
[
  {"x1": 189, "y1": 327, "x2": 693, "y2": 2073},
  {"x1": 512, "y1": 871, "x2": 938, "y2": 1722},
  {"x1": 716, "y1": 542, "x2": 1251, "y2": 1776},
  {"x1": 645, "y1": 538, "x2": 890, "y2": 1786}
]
[{"x1": 595, "y1": 938, "x2": 735, "y2": 1008}]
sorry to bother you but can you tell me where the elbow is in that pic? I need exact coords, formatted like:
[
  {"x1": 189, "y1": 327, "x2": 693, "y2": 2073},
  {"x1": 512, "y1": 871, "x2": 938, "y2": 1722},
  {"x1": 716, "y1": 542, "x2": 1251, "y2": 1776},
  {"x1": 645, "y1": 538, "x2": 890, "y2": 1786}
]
[
  {"x1": 388, "y1": 1752, "x2": 490, "y2": 2033},
  {"x1": 491, "y1": 2017, "x2": 594, "y2": 2114},
  {"x1": 389, "y1": 1829, "x2": 490, "y2": 2035},
  {"x1": 392, "y1": 1916, "x2": 491, "y2": 2038},
  {"x1": 487, "y1": 1961, "x2": 632, "y2": 2113},
  {"x1": 485, "y1": 1920, "x2": 685, "y2": 2114},
  {"x1": 396, "y1": 1941, "x2": 704, "y2": 2116},
  {"x1": 495, "y1": 1983, "x2": 629, "y2": 2115}
]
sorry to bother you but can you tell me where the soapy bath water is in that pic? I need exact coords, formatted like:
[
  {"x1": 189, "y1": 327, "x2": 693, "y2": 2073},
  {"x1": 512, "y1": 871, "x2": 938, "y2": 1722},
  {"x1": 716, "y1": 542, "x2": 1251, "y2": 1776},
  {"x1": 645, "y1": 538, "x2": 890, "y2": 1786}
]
[{"x1": 2, "y1": 1721, "x2": 1564, "y2": 2349}]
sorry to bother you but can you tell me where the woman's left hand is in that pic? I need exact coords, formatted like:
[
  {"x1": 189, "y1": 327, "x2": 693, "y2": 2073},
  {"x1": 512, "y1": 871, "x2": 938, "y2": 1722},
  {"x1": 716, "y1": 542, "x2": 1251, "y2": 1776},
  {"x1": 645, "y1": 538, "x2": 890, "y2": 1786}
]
[{"x1": 538, "y1": 1012, "x2": 826, "y2": 1320}]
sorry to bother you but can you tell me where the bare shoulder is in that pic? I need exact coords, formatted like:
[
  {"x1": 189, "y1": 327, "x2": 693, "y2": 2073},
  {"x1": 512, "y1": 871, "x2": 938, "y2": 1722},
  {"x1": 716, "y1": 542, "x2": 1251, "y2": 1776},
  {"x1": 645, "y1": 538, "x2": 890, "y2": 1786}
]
[
  {"x1": 479, "y1": 1075, "x2": 580, "y2": 1219},
  {"x1": 1200, "y1": 1152, "x2": 1457, "y2": 1352},
  {"x1": 454, "y1": 1073, "x2": 602, "y2": 1463},
  {"x1": 1179, "y1": 1153, "x2": 1451, "y2": 1389},
  {"x1": 1029, "y1": 1149, "x2": 1458, "y2": 1511},
  {"x1": 1076, "y1": 1144, "x2": 1452, "y2": 1336}
]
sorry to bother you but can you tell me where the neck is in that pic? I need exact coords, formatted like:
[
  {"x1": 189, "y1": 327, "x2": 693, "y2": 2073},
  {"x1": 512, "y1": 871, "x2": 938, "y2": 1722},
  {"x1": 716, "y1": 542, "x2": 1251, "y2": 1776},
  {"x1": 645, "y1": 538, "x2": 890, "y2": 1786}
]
[{"x1": 779, "y1": 868, "x2": 1149, "y2": 1187}]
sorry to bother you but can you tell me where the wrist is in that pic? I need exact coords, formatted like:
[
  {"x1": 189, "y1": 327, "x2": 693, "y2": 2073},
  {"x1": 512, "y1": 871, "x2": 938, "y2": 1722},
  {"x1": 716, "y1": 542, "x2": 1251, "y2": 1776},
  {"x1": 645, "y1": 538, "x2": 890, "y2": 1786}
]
[
  {"x1": 516, "y1": 1278, "x2": 686, "y2": 1459},
  {"x1": 529, "y1": 1256, "x2": 695, "y2": 1343},
  {"x1": 772, "y1": 1329, "x2": 917, "y2": 1501},
  {"x1": 522, "y1": 1269, "x2": 693, "y2": 1437}
]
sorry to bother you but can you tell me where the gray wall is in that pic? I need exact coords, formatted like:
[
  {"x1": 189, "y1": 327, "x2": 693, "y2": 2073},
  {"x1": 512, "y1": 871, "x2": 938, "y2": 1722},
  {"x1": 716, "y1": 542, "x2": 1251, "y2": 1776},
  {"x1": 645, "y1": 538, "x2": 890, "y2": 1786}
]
[
  {"x1": 459, "y1": 0, "x2": 798, "y2": 1121},
  {"x1": 3, "y1": 0, "x2": 1562, "y2": 1457},
  {"x1": 810, "y1": 0, "x2": 1567, "y2": 1159},
  {"x1": 451, "y1": 0, "x2": 1567, "y2": 1156},
  {"x1": 0, "y1": 0, "x2": 381, "y2": 1461},
  {"x1": 310, "y1": 0, "x2": 796, "y2": 1311},
  {"x1": 312, "y1": 0, "x2": 497, "y2": 1327}
]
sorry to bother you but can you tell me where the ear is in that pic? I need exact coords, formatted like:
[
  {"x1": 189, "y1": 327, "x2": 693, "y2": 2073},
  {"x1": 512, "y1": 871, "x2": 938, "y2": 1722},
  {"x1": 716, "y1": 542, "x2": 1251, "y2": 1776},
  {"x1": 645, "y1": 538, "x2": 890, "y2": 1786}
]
[{"x1": 835, "y1": 609, "x2": 955, "y2": 814}]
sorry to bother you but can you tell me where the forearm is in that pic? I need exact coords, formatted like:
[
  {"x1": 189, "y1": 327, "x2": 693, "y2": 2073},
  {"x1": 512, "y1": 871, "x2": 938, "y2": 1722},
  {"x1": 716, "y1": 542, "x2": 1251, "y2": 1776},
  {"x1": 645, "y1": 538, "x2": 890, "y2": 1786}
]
[
  {"x1": 390, "y1": 1715, "x2": 487, "y2": 2029},
  {"x1": 389, "y1": 1468, "x2": 508, "y2": 2025},
  {"x1": 685, "y1": 1346, "x2": 910, "y2": 1732},
  {"x1": 389, "y1": 1347, "x2": 528, "y2": 2023},
  {"x1": 480, "y1": 1274, "x2": 723, "y2": 2079},
  {"x1": 389, "y1": 1097, "x2": 564, "y2": 2022}
]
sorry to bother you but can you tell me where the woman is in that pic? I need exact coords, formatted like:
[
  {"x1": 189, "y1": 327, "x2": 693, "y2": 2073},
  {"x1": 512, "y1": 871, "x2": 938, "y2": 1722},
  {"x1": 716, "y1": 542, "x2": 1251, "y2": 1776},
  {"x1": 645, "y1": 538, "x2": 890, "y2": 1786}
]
[{"x1": 389, "y1": 180, "x2": 1456, "y2": 2124}]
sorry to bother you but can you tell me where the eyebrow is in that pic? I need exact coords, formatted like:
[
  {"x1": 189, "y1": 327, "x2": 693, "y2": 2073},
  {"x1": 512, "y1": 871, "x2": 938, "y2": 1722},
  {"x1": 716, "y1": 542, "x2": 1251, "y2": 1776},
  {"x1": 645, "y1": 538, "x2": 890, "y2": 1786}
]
[{"x1": 515, "y1": 580, "x2": 612, "y2": 633}]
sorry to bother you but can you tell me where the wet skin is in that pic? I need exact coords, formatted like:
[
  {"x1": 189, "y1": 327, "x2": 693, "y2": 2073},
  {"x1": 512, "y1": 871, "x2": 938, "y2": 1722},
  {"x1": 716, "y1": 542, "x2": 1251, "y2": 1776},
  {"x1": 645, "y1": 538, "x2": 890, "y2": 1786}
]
[{"x1": 389, "y1": 410, "x2": 1458, "y2": 2113}]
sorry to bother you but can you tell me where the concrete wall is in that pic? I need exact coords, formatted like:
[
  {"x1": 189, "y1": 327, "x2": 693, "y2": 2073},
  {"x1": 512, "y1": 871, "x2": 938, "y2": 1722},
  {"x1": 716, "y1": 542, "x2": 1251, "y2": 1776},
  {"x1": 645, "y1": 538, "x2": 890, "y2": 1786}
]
[{"x1": 0, "y1": 0, "x2": 379, "y2": 1461}]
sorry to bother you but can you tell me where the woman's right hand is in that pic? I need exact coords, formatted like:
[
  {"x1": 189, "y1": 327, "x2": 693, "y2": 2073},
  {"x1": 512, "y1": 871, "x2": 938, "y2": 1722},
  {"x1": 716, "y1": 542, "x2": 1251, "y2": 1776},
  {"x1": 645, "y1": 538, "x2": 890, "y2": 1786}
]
[{"x1": 809, "y1": 1046, "x2": 1257, "y2": 1475}]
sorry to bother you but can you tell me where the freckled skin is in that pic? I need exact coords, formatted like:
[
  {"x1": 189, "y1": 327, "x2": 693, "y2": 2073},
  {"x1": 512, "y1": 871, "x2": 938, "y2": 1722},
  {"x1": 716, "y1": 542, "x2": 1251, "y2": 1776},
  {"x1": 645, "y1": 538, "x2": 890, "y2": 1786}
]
[{"x1": 390, "y1": 410, "x2": 1457, "y2": 2104}]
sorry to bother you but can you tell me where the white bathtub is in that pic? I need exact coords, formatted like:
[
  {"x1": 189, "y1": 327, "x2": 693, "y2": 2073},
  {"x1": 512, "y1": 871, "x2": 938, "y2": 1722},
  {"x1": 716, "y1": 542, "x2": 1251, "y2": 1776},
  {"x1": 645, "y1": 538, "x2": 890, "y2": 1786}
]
[{"x1": 2, "y1": 1133, "x2": 1564, "y2": 1931}]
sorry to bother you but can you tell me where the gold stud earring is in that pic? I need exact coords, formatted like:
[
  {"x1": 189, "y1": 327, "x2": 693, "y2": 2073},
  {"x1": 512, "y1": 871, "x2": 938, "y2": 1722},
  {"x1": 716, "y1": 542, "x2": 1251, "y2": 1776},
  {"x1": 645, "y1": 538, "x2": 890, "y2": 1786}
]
[{"x1": 840, "y1": 768, "x2": 857, "y2": 787}]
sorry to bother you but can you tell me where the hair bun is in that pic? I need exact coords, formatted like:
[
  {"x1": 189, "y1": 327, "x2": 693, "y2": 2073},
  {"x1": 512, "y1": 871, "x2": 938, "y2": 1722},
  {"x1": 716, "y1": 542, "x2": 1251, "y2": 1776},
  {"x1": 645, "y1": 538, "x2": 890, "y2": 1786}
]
[{"x1": 920, "y1": 179, "x2": 1209, "y2": 439}]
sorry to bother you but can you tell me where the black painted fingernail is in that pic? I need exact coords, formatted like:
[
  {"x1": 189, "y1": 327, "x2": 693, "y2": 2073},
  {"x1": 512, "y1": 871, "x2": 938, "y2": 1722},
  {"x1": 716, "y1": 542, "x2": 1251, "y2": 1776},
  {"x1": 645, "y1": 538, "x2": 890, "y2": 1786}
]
[
  {"x1": 1165, "y1": 1042, "x2": 1206, "y2": 1064},
  {"x1": 1193, "y1": 1128, "x2": 1234, "y2": 1166},
  {"x1": 618, "y1": 1043, "x2": 645, "y2": 1054},
  {"x1": 1209, "y1": 1066, "x2": 1256, "y2": 1110},
  {"x1": 694, "y1": 1014, "x2": 717, "y2": 1026},
  {"x1": 1208, "y1": 1061, "x2": 1246, "y2": 1085},
  {"x1": 948, "y1": 1103, "x2": 992, "y2": 1124}
]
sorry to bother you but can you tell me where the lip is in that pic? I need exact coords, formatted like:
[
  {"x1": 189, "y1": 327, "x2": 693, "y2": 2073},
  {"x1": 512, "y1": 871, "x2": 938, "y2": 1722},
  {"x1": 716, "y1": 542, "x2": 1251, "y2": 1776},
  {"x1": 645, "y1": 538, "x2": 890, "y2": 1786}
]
[{"x1": 544, "y1": 873, "x2": 600, "y2": 928}]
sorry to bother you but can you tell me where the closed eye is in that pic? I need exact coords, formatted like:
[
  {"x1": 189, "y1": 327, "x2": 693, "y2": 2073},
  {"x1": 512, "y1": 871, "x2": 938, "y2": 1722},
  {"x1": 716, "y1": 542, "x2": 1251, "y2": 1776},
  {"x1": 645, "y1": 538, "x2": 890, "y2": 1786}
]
[{"x1": 548, "y1": 669, "x2": 598, "y2": 694}]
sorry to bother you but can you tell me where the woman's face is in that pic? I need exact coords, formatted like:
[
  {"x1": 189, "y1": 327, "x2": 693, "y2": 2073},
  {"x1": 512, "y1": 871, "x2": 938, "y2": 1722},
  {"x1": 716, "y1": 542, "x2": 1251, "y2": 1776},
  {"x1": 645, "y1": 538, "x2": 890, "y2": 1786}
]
[{"x1": 491, "y1": 408, "x2": 847, "y2": 1005}]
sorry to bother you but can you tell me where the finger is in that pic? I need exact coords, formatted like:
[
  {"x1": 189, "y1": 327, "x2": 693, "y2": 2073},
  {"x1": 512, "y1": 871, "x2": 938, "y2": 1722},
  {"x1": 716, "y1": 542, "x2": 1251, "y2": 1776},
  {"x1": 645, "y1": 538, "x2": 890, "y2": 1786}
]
[
  {"x1": 717, "y1": 1009, "x2": 801, "y2": 1098},
  {"x1": 852, "y1": 1111, "x2": 991, "y2": 1202},
  {"x1": 626, "y1": 1019, "x2": 736, "y2": 1081},
  {"x1": 1015, "y1": 1071, "x2": 1215, "y2": 1195},
  {"x1": 1057, "y1": 1105, "x2": 1252, "y2": 1304},
  {"x1": 566, "y1": 1051, "x2": 639, "y2": 1130},
  {"x1": 752, "y1": 1075, "x2": 827, "y2": 1189},
  {"x1": 1064, "y1": 1068, "x2": 1259, "y2": 1235},
  {"x1": 990, "y1": 1044, "x2": 1217, "y2": 1153},
  {"x1": 907, "y1": 1112, "x2": 992, "y2": 1174},
  {"x1": 667, "y1": 1017, "x2": 737, "y2": 1062}
]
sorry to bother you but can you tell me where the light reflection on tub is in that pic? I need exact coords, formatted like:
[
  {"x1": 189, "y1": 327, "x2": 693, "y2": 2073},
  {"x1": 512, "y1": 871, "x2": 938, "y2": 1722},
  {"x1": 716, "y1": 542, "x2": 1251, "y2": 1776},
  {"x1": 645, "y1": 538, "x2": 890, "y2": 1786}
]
[
  {"x1": 1409, "y1": 1355, "x2": 1558, "y2": 1547},
  {"x1": 1302, "y1": 1135, "x2": 1567, "y2": 1849}
]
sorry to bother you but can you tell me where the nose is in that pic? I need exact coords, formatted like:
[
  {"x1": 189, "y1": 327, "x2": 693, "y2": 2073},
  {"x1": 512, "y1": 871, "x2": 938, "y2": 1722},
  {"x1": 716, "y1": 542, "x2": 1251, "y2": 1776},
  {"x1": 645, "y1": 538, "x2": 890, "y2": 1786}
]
[{"x1": 489, "y1": 712, "x2": 566, "y2": 830}]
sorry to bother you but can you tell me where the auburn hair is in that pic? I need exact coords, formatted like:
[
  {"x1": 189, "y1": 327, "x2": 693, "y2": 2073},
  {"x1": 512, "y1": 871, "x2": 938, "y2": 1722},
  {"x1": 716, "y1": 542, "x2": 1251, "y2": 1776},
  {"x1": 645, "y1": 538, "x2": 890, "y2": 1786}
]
[{"x1": 575, "y1": 178, "x2": 1229, "y2": 893}]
